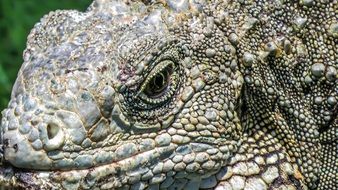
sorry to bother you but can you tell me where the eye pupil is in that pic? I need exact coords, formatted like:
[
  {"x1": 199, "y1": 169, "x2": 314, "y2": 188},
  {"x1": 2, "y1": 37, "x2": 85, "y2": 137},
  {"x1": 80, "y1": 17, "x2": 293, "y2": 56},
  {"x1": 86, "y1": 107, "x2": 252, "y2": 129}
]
[
  {"x1": 154, "y1": 73, "x2": 165, "y2": 89},
  {"x1": 145, "y1": 64, "x2": 174, "y2": 98}
]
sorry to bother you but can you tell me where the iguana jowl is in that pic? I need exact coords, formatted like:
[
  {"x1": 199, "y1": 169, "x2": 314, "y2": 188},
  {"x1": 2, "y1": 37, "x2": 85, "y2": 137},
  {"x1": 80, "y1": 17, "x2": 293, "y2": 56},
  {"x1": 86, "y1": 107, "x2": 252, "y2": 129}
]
[{"x1": 0, "y1": 0, "x2": 337, "y2": 189}]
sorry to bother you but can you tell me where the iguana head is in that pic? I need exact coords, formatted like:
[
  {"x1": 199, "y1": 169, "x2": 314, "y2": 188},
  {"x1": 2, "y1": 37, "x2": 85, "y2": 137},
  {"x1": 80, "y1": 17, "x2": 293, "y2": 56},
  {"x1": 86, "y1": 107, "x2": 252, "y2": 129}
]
[{"x1": 0, "y1": 0, "x2": 243, "y2": 188}]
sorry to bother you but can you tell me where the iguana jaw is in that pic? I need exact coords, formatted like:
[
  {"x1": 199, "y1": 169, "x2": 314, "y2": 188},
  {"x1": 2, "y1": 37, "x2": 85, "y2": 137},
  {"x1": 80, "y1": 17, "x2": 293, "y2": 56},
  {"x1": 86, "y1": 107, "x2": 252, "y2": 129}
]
[
  {"x1": 0, "y1": 138, "x2": 237, "y2": 189},
  {"x1": 0, "y1": 144, "x2": 176, "y2": 189}
]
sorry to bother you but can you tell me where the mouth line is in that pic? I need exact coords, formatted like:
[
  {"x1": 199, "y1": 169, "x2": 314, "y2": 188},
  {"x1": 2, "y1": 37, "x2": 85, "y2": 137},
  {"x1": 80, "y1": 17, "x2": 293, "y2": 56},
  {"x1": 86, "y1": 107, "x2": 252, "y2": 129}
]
[{"x1": 0, "y1": 144, "x2": 177, "y2": 188}]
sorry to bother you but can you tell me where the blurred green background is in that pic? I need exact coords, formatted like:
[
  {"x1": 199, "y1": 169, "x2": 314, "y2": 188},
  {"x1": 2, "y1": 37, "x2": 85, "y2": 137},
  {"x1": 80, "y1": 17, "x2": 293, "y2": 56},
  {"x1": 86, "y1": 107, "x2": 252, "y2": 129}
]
[{"x1": 0, "y1": 0, "x2": 92, "y2": 112}]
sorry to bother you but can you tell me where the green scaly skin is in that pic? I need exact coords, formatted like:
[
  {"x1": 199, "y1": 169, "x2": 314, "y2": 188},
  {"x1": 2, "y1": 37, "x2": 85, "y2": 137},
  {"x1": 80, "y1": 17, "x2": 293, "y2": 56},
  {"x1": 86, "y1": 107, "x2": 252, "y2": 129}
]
[{"x1": 0, "y1": 0, "x2": 336, "y2": 189}]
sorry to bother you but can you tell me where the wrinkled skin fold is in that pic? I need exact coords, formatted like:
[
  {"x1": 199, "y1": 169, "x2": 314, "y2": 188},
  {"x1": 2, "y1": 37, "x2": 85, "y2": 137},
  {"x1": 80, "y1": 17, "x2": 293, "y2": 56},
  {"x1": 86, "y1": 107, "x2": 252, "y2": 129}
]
[{"x1": 0, "y1": 0, "x2": 337, "y2": 189}]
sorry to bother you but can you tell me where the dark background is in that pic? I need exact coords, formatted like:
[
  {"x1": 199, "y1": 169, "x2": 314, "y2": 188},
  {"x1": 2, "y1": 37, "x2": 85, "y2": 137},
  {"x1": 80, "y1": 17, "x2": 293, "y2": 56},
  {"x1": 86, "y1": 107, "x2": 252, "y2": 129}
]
[{"x1": 0, "y1": 0, "x2": 92, "y2": 111}]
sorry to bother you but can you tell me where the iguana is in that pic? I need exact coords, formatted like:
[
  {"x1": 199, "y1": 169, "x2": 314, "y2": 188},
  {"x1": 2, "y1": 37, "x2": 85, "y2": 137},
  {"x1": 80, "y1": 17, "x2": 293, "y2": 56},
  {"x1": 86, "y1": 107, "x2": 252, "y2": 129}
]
[{"x1": 0, "y1": 0, "x2": 337, "y2": 189}]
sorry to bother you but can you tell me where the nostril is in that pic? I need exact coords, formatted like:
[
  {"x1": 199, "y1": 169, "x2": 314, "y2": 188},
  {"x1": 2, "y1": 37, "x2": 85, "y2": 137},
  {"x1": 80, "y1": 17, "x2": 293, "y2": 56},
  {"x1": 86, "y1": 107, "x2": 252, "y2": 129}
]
[
  {"x1": 3, "y1": 139, "x2": 9, "y2": 147},
  {"x1": 2, "y1": 139, "x2": 18, "y2": 153},
  {"x1": 47, "y1": 123, "x2": 60, "y2": 140},
  {"x1": 13, "y1": 144, "x2": 18, "y2": 153},
  {"x1": 44, "y1": 122, "x2": 65, "y2": 151}
]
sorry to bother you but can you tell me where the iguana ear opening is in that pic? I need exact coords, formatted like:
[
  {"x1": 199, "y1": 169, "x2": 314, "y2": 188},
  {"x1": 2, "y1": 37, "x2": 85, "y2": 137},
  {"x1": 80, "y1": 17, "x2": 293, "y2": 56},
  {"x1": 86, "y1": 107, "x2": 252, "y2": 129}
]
[{"x1": 235, "y1": 83, "x2": 246, "y2": 131}]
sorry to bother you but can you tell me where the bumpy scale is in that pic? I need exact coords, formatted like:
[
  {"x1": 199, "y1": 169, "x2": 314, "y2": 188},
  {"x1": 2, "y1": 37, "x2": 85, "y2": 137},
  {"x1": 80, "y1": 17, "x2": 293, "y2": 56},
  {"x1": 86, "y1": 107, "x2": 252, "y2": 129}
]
[{"x1": 0, "y1": 0, "x2": 336, "y2": 189}]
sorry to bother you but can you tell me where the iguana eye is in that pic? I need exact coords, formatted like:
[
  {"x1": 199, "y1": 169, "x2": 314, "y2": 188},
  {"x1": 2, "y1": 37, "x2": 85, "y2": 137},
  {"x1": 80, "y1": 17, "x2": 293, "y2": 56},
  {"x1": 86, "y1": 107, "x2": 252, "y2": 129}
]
[
  {"x1": 138, "y1": 60, "x2": 179, "y2": 105},
  {"x1": 144, "y1": 63, "x2": 173, "y2": 98}
]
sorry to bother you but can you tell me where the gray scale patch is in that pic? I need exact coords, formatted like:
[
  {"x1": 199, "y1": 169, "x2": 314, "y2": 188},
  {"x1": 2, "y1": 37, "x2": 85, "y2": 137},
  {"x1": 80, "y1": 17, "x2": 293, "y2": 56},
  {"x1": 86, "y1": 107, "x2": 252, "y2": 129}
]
[
  {"x1": 200, "y1": 175, "x2": 217, "y2": 188},
  {"x1": 94, "y1": 151, "x2": 113, "y2": 164},
  {"x1": 149, "y1": 173, "x2": 165, "y2": 184},
  {"x1": 28, "y1": 128, "x2": 39, "y2": 142},
  {"x1": 74, "y1": 155, "x2": 94, "y2": 168},
  {"x1": 115, "y1": 142, "x2": 138, "y2": 160},
  {"x1": 155, "y1": 133, "x2": 172, "y2": 146},
  {"x1": 160, "y1": 176, "x2": 174, "y2": 189},
  {"x1": 31, "y1": 139, "x2": 43, "y2": 150},
  {"x1": 19, "y1": 123, "x2": 32, "y2": 134}
]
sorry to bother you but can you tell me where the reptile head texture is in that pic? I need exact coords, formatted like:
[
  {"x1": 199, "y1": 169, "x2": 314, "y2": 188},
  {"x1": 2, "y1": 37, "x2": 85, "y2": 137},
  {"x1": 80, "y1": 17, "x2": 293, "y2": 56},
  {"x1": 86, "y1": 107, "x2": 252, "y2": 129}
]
[
  {"x1": 0, "y1": 0, "x2": 337, "y2": 189},
  {"x1": 0, "y1": 0, "x2": 243, "y2": 188}
]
